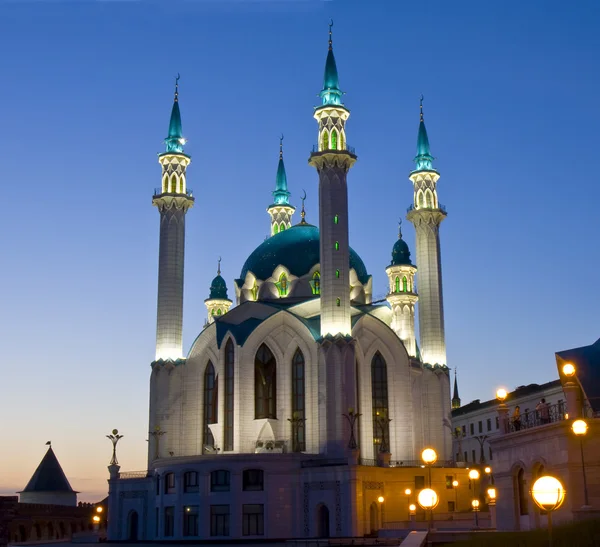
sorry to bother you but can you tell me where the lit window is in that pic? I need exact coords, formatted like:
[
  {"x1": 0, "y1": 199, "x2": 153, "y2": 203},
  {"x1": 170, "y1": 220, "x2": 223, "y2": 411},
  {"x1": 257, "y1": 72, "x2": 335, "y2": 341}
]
[
  {"x1": 403, "y1": 276, "x2": 408, "y2": 292},
  {"x1": 331, "y1": 129, "x2": 338, "y2": 150},
  {"x1": 322, "y1": 130, "x2": 329, "y2": 150},
  {"x1": 334, "y1": 214, "x2": 339, "y2": 224},
  {"x1": 276, "y1": 273, "x2": 289, "y2": 297},
  {"x1": 336, "y1": 298, "x2": 341, "y2": 306},
  {"x1": 183, "y1": 506, "x2": 199, "y2": 536},
  {"x1": 371, "y1": 352, "x2": 389, "y2": 450},
  {"x1": 336, "y1": 269, "x2": 340, "y2": 278},
  {"x1": 310, "y1": 271, "x2": 320, "y2": 295},
  {"x1": 335, "y1": 242, "x2": 339, "y2": 251},
  {"x1": 273, "y1": 224, "x2": 279, "y2": 235},
  {"x1": 395, "y1": 277, "x2": 400, "y2": 293}
]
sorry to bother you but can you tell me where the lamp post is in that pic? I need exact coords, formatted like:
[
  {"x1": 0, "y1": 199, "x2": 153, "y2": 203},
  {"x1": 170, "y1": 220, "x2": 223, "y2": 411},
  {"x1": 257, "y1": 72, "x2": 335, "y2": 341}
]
[
  {"x1": 496, "y1": 388, "x2": 509, "y2": 433},
  {"x1": 417, "y1": 488, "x2": 439, "y2": 533},
  {"x1": 572, "y1": 419, "x2": 590, "y2": 508},
  {"x1": 377, "y1": 496, "x2": 385, "y2": 529},
  {"x1": 409, "y1": 504, "x2": 416, "y2": 528},
  {"x1": 405, "y1": 488, "x2": 412, "y2": 521},
  {"x1": 531, "y1": 476, "x2": 565, "y2": 547},
  {"x1": 452, "y1": 480, "x2": 459, "y2": 510},
  {"x1": 92, "y1": 515, "x2": 100, "y2": 532},
  {"x1": 487, "y1": 487, "x2": 497, "y2": 529},
  {"x1": 469, "y1": 468, "x2": 480, "y2": 504},
  {"x1": 562, "y1": 363, "x2": 581, "y2": 419},
  {"x1": 471, "y1": 499, "x2": 480, "y2": 528},
  {"x1": 421, "y1": 447, "x2": 438, "y2": 487}
]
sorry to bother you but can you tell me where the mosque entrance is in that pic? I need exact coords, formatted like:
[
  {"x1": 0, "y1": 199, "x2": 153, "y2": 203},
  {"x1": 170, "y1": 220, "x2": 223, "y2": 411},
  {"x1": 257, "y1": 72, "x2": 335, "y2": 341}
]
[
  {"x1": 316, "y1": 504, "x2": 330, "y2": 538},
  {"x1": 128, "y1": 510, "x2": 139, "y2": 541}
]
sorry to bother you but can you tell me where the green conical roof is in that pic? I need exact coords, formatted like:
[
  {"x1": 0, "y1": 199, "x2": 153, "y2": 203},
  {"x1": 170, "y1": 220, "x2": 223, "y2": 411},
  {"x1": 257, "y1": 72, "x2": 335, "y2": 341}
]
[
  {"x1": 413, "y1": 98, "x2": 435, "y2": 172},
  {"x1": 319, "y1": 23, "x2": 343, "y2": 106},
  {"x1": 164, "y1": 77, "x2": 185, "y2": 154},
  {"x1": 209, "y1": 275, "x2": 228, "y2": 300},
  {"x1": 390, "y1": 223, "x2": 413, "y2": 266},
  {"x1": 272, "y1": 137, "x2": 291, "y2": 206}
]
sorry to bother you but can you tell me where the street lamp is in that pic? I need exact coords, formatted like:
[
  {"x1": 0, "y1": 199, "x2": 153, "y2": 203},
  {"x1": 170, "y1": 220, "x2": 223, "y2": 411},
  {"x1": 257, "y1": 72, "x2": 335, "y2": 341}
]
[
  {"x1": 572, "y1": 419, "x2": 590, "y2": 507},
  {"x1": 471, "y1": 499, "x2": 480, "y2": 528},
  {"x1": 421, "y1": 447, "x2": 438, "y2": 487},
  {"x1": 487, "y1": 487, "x2": 497, "y2": 528},
  {"x1": 496, "y1": 388, "x2": 507, "y2": 402},
  {"x1": 417, "y1": 488, "x2": 439, "y2": 532},
  {"x1": 92, "y1": 515, "x2": 100, "y2": 532},
  {"x1": 404, "y1": 488, "x2": 412, "y2": 520},
  {"x1": 531, "y1": 476, "x2": 565, "y2": 547},
  {"x1": 469, "y1": 469, "x2": 480, "y2": 504},
  {"x1": 563, "y1": 363, "x2": 575, "y2": 377},
  {"x1": 452, "y1": 480, "x2": 459, "y2": 509},
  {"x1": 377, "y1": 496, "x2": 385, "y2": 529}
]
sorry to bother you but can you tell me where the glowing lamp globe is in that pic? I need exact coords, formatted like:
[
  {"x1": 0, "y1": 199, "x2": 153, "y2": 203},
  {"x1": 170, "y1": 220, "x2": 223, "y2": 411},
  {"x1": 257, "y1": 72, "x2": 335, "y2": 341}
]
[
  {"x1": 471, "y1": 499, "x2": 480, "y2": 509},
  {"x1": 452, "y1": 480, "x2": 459, "y2": 487},
  {"x1": 421, "y1": 448, "x2": 438, "y2": 465},
  {"x1": 409, "y1": 504, "x2": 417, "y2": 514},
  {"x1": 96, "y1": 506, "x2": 103, "y2": 513},
  {"x1": 92, "y1": 516, "x2": 100, "y2": 523},
  {"x1": 531, "y1": 476, "x2": 565, "y2": 512},
  {"x1": 405, "y1": 488, "x2": 412, "y2": 496},
  {"x1": 417, "y1": 488, "x2": 439, "y2": 510},
  {"x1": 562, "y1": 363, "x2": 576, "y2": 377},
  {"x1": 377, "y1": 496, "x2": 384, "y2": 503},
  {"x1": 496, "y1": 388, "x2": 507, "y2": 402},
  {"x1": 487, "y1": 487, "x2": 497, "y2": 500},
  {"x1": 468, "y1": 469, "x2": 480, "y2": 480},
  {"x1": 484, "y1": 466, "x2": 492, "y2": 474},
  {"x1": 572, "y1": 419, "x2": 588, "y2": 436}
]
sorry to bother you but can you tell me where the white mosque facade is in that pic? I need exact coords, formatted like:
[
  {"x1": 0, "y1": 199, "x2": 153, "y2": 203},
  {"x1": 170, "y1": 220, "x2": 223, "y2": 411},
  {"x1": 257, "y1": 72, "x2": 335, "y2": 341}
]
[{"x1": 107, "y1": 27, "x2": 455, "y2": 540}]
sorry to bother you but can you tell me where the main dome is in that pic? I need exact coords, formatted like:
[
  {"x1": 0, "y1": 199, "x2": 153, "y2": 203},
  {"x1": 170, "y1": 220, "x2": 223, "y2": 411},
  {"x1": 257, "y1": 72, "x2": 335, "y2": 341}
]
[{"x1": 239, "y1": 223, "x2": 370, "y2": 284}]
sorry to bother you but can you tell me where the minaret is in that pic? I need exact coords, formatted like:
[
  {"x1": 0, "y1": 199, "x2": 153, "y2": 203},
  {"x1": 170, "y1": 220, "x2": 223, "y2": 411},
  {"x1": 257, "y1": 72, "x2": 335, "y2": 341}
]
[
  {"x1": 385, "y1": 221, "x2": 418, "y2": 357},
  {"x1": 452, "y1": 370, "x2": 461, "y2": 409},
  {"x1": 152, "y1": 76, "x2": 194, "y2": 361},
  {"x1": 267, "y1": 135, "x2": 295, "y2": 236},
  {"x1": 406, "y1": 97, "x2": 447, "y2": 366},
  {"x1": 309, "y1": 21, "x2": 356, "y2": 337},
  {"x1": 204, "y1": 258, "x2": 233, "y2": 324}
]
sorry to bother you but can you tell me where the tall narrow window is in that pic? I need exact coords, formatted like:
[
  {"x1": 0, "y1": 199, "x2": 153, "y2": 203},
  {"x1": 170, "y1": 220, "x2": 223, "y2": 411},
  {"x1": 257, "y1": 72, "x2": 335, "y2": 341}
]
[
  {"x1": 334, "y1": 214, "x2": 339, "y2": 224},
  {"x1": 273, "y1": 224, "x2": 279, "y2": 235},
  {"x1": 276, "y1": 273, "x2": 289, "y2": 297},
  {"x1": 291, "y1": 349, "x2": 306, "y2": 452},
  {"x1": 255, "y1": 344, "x2": 277, "y2": 419},
  {"x1": 336, "y1": 298, "x2": 341, "y2": 306},
  {"x1": 418, "y1": 191, "x2": 424, "y2": 208},
  {"x1": 170, "y1": 174, "x2": 177, "y2": 193},
  {"x1": 335, "y1": 242, "x2": 339, "y2": 251},
  {"x1": 336, "y1": 269, "x2": 340, "y2": 278},
  {"x1": 340, "y1": 131, "x2": 345, "y2": 150},
  {"x1": 251, "y1": 282, "x2": 258, "y2": 301},
  {"x1": 310, "y1": 272, "x2": 320, "y2": 295},
  {"x1": 517, "y1": 468, "x2": 528, "y2": 515},
  {"x1": 371, "y1": 352, "x2": 389, "y2": 450},
  {"x1": 280, "y1": 222, "x2": 285, "y2": 233},
  {"x1": 331, "y1": 129, "x2": 338, "y2": 150},
  {"x1": 322, "y1": 130, "x2": 329, "y2": 150},
  {"x1": 204, "y1": 361, "x2": 217, "y2": 451},
  {"x1": 402, "y1": 276, "x2": 408, "y2": 292},
  {"x1": 394, "y1": 277, "x2": 400, "y2": 293},
  {"x1": 224, "y1": 340, "x2": 234, "y2": 451},
  {"x1": 425, "y1": 191, "x2": 433, "y2": 208}
]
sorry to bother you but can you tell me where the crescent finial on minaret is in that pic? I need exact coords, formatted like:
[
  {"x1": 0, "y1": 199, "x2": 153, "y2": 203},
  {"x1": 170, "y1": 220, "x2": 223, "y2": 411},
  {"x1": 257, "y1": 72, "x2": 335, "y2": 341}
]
[
  {"x1": 328, "y1": 19, "x2": 333, "y2": 50},
  {"x1": 420, "y1": 94, "x2": 424, "y2": 121},
  {"x1": 300, "y1": 190, "x2": 307, "y2": 223},
  {"x1": 398, "y1": 218, "x2": 403, "y2": 239},
  {"x1": 217, "y1": 256, "x2": 222, "y2": 275},
  {"x1": 174, "y1": 73, "x2": 181, "y2": 102},
  {"x1": 279, "y1": 134, "x2": 284, "y2": 159}
]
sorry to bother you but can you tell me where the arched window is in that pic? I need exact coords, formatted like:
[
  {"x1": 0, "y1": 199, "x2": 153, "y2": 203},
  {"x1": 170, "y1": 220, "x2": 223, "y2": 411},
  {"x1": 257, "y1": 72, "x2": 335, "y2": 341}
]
[
  {"x1": 335, "y1": 242, "x2": 339, "y2": 251},
  {"x1": 336, "y1": 269, "x2": 340, "y2": 279},
  {"x1": 255, "y1": 344, "x2": 277, "y2": 419},
  {"x1": 394, "y1": 277, "x2": 400, "y2": 293},
  {"x1": 336, "y1": 298, "x2": 341, "y2": 306},
  {"x1": 340, "y1": 130, "x2": 345, "y2": 150},
  {"x1": 273, "y1": 223, "x2": 279, "y2": 235},
  {"x1": 276, "y1": 273, "x2": 289, "y2": 297},
  {"x1": 204, "y1": 362, "x2": 217, "y2": 451},
  {"x1": 251, "y1": 281, "x2": 259, "y2": 301},
  {"x1": 162, "y1": 174, "x2": 168, "y2": 193},
  {"x1": 224, "y1": 340, "x2": 234, "y2": 451},
  {"x1": 331, "y1": 129, "x2": 338, "y2": 150},
  {"x1": 403, "y1": 276, "x2": 408, "y2": 292},
  {"x1": 517, "y1": 468, "x2": 528, "y2": 515},
  {"x1": 425, "y1": 190, "x2": 433, "y2": 208},
  {"x1": 371, "y1": 352, "x2": 389, "y2": 450},
  {"x1": 170, "y1": 174, "x2": 177, "y2": 193},
  {"x1": 311, "y1": 271, "x2": 321, "y2": 295},
  {"x1": 334, "y1": 214, "x2": 339, "y2": 224},
  {"x1": 417, "y1": 191, "x2": 424, "y2": 208},
  {"x1": 291, "y1": 349, "x2": 306, "y2": 452},
  {"x1": 280, "y1": 222, "x2": 286, "y2": 232},
  {"x1": 322, "y1": 130, "x2": 329, "y2": 150}
]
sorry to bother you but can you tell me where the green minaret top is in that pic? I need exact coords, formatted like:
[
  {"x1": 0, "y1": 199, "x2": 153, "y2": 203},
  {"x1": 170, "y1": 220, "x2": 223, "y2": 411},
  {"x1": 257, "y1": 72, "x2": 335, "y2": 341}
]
[
  {"x1": 165, "y1": 75, "x2": 186, "y2": 154},
  {"x1": 319, "y1": 21, "x2": 343, "y2": 107},
  {"x1": 390, "y1": 220, "x2": 413, "y2": 266},
  {"x1": 272, "y1": 135, "x2": 291, "y2": 206},
  {"x1": 209, "y1": 258, "x2": 229, "y2": 300},
  {"x1": 413, "y1": 96, "x2": 435, "y2": 172}
]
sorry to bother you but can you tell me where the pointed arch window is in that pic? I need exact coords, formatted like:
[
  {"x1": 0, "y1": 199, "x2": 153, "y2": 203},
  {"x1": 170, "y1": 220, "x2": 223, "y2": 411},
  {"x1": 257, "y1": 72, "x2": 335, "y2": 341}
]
[
  {"x1": 280, "y1": 222, "x2": 286, "y2": 233},
  {"x1": 251, "y1": 281, "x2": 259, "y2": 301},
  {"x1": 273, "y1": 224, "x2": 279, "y2": 235},
  {"x1": 291, "y1": 349, "x2": 306, "y2": 452},
  {"x1": 371, "y1": 352, "x2": 389, "y2": 451},
  {"x1": 334, "y1": 214, "x2": 339, "y2": 224},
  {"x1": 276, "y1": 273, "x2": 289, "y2": 297},
  {"x1": 224, "y1": 340, "x2": 234, "y2": 451},
  {"x1": 331, "y1": 129, "x2": 338, "y2": 150},
  {"x1": 336, "y1": 297, "x2": 341, "y2": 307},
  {"x1": 170, "y1": 174, "x2": 177, "y2": 193},
  {"x1": 336, "y1": 269, "x2": 340, "y2": 279},
  {"x1": 255, "y1": 344, "x2": 277, "y2": 419},
  {"x1": 310, "y1": 271, "x2": 321, "y2": 295},
  {"x1": 340, "y1": 130, "x2": 345, "y2": 150},
  {"x1": 322, "y1": 130, "x2": 330, "y2": 151},
  {"x1": 203, "y1": 361, "x2": 217, "y2": 451},
  {"x1": 402, "y1": 276, "x2": 408, "y2": 292},
  {"x1": 417, "y1": 191, "x2": 424, "y2": 208},
  {"x1": 394, "y1": 277, "x2": 400, "y2": 293},
  {"x1": 217, "y1": 308, "x2": 222, "y2": 316},
  {"x1": 425, "y1": 191, "x2": 433, "y2": 208},
  {"x1": 335, "y1": 242, "x2": 339, "y2": 251}
]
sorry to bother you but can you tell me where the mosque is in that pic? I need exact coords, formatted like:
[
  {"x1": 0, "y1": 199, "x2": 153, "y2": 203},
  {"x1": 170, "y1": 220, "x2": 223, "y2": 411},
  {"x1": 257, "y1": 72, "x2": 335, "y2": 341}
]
[{"x1": 107, "y1": 25, "x2": 459, "y2": 540}]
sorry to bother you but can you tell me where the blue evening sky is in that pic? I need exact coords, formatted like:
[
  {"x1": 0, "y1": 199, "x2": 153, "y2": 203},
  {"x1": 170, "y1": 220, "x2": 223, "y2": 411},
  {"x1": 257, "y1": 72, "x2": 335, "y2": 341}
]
[{"x1": 1, "y1": 0, "x2": 598, "y2": 500}]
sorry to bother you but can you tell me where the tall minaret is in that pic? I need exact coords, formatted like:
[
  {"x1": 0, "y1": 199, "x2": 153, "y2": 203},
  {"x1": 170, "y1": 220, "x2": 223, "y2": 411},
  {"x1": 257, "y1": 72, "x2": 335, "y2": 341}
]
[
  {"x1": 152, "y1": 76, "x2": 194, "y2": 361},
  {"x1": 309, "y1": 21, "x2": 356, "y2": 337},
  {"x1": 385, "y1": 221, "x2": 418, "y2": 357},
  {"x1": 267, "y1": 136, "x2": 295, "y2": 236},
  {"x1": 406, "y1": 97, "x2": 447, "y2": 366}
]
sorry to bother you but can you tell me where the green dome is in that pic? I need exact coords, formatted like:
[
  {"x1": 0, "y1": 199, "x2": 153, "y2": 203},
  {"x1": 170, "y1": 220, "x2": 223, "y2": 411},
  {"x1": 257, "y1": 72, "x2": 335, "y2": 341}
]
[
  {"x1": 209, "y1": 274, "x2": 229, "y2": 300},
  {"x1": 239, "y1": 223, "x2": 369, "y2": 284},
  {"x1": 391, "y1": 237, "x2": 413, "y2": 266}
]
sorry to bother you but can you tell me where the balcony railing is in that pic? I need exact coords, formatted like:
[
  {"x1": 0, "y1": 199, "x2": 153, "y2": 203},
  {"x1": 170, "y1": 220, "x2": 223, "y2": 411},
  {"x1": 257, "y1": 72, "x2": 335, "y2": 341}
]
[
  {"x1": 407, "y1": 203, "x2": 447, "y2": 214},
  {"x1": 153, "y1": 188, "x2": 194, "y2": 198},
  {"x1": 119, "y1": 470, "x2": 150, "y2": 479},
  {"x1": 507, "y1": 401, "x2": 566, "y2": 433},
  {"x1": 359, "y1": 458, "x2": 458, "y2": 468},
  {"x1": 311, "y1": 144, "x2": 356, "y2": 155}
]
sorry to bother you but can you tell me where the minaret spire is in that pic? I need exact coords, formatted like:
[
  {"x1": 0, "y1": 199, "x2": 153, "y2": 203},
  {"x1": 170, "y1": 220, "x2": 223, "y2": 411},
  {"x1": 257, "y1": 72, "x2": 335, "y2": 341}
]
[
  {"x1": 267, "y1": 135, "x2": 295, "y2": 235},
  {"x1": 407, "y1": 96, "x2": 447, "y2": 366},
  {"x1": 152, "y1": 78, "x2": 194, "y2": 362},
  {"x1": 205, "y1": 257, "x2": 232, "y2": 325},
  {"x1": 320, "y1": 19, "x2": 343, "y2": 106},
  {"x1": 452, "y1": 369, "x2": 461, "y2": 409}
]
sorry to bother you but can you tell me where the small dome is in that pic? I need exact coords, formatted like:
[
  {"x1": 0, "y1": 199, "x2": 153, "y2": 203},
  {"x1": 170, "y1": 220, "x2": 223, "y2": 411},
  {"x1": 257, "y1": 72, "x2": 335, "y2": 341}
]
[
  {"x1": 239, "y1": 223, "x2": 369, "y2": 285},
  {"x1": 391, "y1": 237, "x2": 413, "y2": 266},
  {"x1": 209, "y1": 274, "x2": 228, "y2": 300}
]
